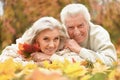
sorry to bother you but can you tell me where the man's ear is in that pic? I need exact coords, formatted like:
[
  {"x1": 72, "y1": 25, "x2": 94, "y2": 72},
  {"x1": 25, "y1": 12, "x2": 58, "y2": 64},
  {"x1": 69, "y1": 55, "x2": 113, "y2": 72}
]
[{"x1": 58, "y1": 36, "x2": 66, "y2": 51}]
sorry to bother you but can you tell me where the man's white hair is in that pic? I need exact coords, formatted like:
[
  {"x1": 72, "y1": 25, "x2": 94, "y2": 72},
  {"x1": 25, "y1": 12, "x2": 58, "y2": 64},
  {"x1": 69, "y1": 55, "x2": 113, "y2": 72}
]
[{"x1": 60, "y1": 3, "x2": 91, "y2": 24}]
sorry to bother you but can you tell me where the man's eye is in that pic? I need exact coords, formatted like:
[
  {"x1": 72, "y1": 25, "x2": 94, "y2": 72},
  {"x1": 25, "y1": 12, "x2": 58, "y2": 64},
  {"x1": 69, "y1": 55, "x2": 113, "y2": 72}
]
[
  {"x1": 78, "y1": 24, "x2": 84, "y2": 28},
  {"x1": 68, "y1": 26, "x2": 74, "y2": 29}
]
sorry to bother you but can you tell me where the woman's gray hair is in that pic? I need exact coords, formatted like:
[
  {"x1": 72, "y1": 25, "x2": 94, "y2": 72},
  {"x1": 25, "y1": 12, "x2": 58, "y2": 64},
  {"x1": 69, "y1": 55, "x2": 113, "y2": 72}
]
[
  {"x1": 60, "y1": 3, "x2": 91, "y2": 24},
  {"x1": 18, "y1": 17, "x2": 66, "y2": 50}
]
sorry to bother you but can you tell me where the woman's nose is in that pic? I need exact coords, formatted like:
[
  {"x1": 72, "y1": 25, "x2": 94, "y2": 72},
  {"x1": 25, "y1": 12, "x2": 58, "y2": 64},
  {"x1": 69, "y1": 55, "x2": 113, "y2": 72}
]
[{"x1": 49, "y1": 41, "x2": 54, "y2": 47}]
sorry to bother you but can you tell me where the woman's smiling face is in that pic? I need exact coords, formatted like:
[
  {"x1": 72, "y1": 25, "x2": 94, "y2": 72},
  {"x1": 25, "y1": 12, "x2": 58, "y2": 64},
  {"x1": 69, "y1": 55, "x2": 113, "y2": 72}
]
[{"x1": 36, "y1": 28, "x2": 60, "y2": 55}]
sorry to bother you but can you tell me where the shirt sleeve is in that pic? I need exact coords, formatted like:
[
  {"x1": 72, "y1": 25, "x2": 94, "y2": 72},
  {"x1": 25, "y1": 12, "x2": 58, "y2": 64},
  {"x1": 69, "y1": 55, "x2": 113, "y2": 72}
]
[
  {"x1": 50, "y1": 54, "x2": 65, "y2": 62},
  {"x1": 79, "y1": 25, "x2": 117, "y2": 66},
  {"x1": 0, "y1": 44, "x2": 30, "y2": 64},
  {"x1": 50, "y1": 50, "x2": 84, "y2": 63}
]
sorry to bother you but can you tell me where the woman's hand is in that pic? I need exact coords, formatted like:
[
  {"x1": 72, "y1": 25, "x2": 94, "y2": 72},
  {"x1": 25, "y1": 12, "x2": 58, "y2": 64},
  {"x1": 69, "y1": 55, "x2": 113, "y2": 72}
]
[{"x1": 31, "y1": 52, "x2": 51, "y2": 62}]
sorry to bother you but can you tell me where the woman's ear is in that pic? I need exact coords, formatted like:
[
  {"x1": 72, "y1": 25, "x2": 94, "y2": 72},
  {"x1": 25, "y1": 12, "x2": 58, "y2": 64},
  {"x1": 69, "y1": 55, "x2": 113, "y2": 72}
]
[
  {"x1": 33, "y1": 41, "x2": 41, "y2": 52},
  {"x1": 35, "y1": 39, "x2": 40, "y2": 47}
]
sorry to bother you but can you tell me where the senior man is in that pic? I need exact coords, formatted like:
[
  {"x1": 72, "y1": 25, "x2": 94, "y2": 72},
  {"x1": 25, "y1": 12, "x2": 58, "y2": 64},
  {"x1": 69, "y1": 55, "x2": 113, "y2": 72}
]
[{"x1": 60, "y1": 3, "x2": 117, "y2": 66}]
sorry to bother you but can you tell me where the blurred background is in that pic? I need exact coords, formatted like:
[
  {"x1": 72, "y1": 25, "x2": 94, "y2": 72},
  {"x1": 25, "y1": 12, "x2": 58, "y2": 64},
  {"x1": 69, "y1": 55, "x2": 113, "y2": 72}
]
[{"x1": 0, "y1": 0, "x2": 120, "y2": 56}]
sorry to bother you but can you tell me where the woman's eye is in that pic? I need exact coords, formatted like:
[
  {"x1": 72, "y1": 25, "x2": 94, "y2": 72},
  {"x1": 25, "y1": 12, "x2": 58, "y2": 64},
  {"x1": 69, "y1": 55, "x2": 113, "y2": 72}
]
[
  {"x1": 54, "y1": 37, "x2": 59, "y2": 41},
  {"x1": 43, "y1": 37, "x2": 49, "y2": 40}
]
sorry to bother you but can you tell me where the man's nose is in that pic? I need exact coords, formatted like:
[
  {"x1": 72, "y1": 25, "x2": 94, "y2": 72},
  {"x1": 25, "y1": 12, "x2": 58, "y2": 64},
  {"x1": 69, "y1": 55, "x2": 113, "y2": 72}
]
[{"x1": 74, "y1": 27, "x2": 80, "y2": 35}]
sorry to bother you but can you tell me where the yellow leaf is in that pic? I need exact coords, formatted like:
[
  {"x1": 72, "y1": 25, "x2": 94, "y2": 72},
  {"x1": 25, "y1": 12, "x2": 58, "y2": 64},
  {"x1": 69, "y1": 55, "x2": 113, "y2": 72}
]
[
  {"x1": 108, "y1": 70, "x2": 115, "y2": 80},
  {"x1": 80, "y1": 74, "x2": 91, "y2": 80},
  {"x1": 63, "y1": 62, "x2": 87, "y2": 78}
]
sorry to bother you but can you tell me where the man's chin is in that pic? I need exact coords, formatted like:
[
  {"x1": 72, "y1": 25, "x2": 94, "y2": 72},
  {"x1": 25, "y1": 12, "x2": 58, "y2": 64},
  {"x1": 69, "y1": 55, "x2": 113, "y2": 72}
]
[
  {"x1": 75, "y1": 39, "x2": 83, "y2": 44},
  {"x1": 74, "y1": 36, "x2": 86, "y2": 44}
]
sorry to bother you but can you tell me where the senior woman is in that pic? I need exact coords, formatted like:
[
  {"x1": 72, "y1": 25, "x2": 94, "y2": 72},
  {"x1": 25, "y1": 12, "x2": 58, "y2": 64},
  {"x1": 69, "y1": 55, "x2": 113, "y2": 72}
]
[
  {"x1": 0, "y1": 17, "x2": 83, "y2": 65},
  {"x1": 0, "y1": 17, "x2": 66, "y2": 64}
]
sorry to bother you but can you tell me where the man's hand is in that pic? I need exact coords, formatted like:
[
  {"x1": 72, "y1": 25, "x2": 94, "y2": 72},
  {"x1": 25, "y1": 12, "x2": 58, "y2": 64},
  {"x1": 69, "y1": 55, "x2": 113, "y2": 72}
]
[
  {"x1": 31, "y1": 52, "x2": 51, "y2": 62},
  {"x1": 64, "y1": 39, "x2": 81, "y2": 54}
]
